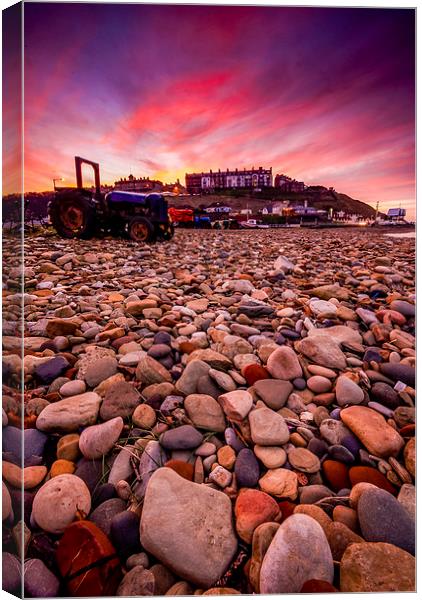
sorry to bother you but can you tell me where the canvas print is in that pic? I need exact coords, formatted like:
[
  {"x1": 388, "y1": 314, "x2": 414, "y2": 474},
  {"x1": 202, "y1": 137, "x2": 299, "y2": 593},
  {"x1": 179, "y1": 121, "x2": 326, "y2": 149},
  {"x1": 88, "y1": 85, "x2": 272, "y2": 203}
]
[{"x1": 2, "y1": 1, "x2": 416, "y2": 597}]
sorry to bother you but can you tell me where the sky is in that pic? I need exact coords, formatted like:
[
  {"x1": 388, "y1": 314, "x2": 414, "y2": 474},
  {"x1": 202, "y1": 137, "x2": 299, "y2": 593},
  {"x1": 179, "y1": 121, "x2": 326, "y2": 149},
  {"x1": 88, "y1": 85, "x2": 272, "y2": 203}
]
[{"x1": 4, "y1": 3, "x2": 416, "y2": 217}]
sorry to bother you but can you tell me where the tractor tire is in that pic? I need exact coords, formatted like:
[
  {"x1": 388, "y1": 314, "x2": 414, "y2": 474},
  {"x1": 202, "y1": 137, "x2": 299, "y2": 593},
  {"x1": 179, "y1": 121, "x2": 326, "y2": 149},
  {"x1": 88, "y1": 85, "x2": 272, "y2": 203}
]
[
  {"x1": 49, "y1": 195, "x2": 96, "y2": 239},
  {"x1": 128, "y1": 217, "x2": 155, "y2": 243}
]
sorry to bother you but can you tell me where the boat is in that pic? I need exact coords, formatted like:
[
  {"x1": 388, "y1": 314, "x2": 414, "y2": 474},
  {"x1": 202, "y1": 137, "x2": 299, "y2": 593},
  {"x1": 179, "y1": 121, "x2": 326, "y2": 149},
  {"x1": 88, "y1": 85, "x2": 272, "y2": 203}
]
[{"x1": 240, "y1": 219, "x2": 269, "y2": 229}]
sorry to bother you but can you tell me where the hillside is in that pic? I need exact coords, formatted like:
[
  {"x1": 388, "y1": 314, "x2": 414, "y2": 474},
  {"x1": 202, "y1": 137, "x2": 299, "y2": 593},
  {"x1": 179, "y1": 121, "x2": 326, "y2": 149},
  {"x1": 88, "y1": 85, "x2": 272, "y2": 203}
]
[{"x1": 168, "y1": 189, "x2": 379, "y2": 218}]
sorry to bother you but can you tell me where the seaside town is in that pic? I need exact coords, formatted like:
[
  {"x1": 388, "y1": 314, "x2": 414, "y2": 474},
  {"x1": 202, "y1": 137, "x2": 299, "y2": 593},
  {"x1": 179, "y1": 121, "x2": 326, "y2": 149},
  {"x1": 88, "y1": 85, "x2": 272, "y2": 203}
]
[
  {"x1": 2, "y1": 165, "x2": 411, "y2": 232},
  {"x1": 2, "y1": 2, "x2": 416, "y2": 599}
]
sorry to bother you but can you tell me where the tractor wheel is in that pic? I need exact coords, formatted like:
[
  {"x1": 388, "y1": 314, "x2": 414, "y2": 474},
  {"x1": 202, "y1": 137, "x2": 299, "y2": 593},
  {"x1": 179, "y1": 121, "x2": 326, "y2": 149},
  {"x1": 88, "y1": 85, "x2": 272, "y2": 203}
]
[
  {"x1": 49, "y1": 195, "x2": 96, "y2": 239},
  {"x1": 128, "y1": 217, "x2": 155, "y2": 243}
]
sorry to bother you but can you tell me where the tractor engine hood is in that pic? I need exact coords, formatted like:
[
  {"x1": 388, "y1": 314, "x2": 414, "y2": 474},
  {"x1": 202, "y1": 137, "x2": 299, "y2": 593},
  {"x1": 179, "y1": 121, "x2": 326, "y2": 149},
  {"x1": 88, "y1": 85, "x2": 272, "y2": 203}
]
[{"x1": 106, "y1": 190, "x2": 148, "y2": 205}]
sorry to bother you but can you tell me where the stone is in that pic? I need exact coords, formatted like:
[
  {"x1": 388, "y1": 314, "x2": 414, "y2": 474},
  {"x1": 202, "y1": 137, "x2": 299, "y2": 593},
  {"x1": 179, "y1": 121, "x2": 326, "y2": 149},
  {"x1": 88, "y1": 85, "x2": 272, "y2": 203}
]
[
  {"x1": 50, "y1": 459, "x2": 76, "y2": 477},
  {"x1": 341, "y1": 406, "x2": 404, "y2": 458},
  {"x1": 36, "y1": 392, "x2": 102, "y2": 432},
  {"x1": 56, "y1": 520, "x2": 122, "y2": 596},
  {"x1": 89, "y1": 497, "x2": 127, "y2": 536},
  {"x1": 165, "y1": 582, "x2": 193, "y2": 595},
  {"x1": 35, "y1": 356, "x2": 70, "y2": 384},
  {"x1": 217, "y1": 390, "x2": 253, "y2": 421},
  {"x1": 133, "y1": 440, "x2": 167, "y2": 499},
  {"x1": 45, "y1": 318, "x2": 78, "y2": 337},
  {"x1": 164, "y1": 459, "x2": 194, "y2": 481},
  {"x1": 159, "y1": 425, "x2": 203, "y2": 450},
  {"x1": 208, "y1": 368, "x2": 236, "y2": 391},
  {"x1": 100, "y1": 381, "x2": 141, "y2": 420},
  {"x1": 259, "y1": 468, "x2": 298, "y2": 499},
  {"x1": 266, "y1": 346, "x2": 302, "y2": 380},
  {"x1": 296, "y1": 335, "x2": 347, "y2": 369},
  {"x1": 184, "y1": 394, "x2": 226, "y2": 432},
  {"x1": 325, "y1": 521, "x2": 364, "y2": 560},
  {"x1": 340, "y1": 542, "x2": 415, "y2": 592},
  {"x1": 243, "y1": 364, "x2": 270, "y2": 386},
  {"x1": 32, "y1": 474, "x2": 91, "y2": 533},
  {"x1": 79, "y1": 416, "x2": 124, "y2": 459},
  {"x1": 404, "y1": 437, "x2": 415, "y2": 477},
  {"x1": 307, "y1": 375, "x2": 332, "y2": 393},
  {"x1": 234, "y1": 448, "x2": 260, "y2": 487},
  {"x1": 254, "y1": 445, "x2": 286, "y2": 469},
  {"x1": 234, "y1": 488, "x2": 281, "y2": 544},
  {"x1": 84, "y1": 356, "x2": 118, "y2": 387},
  {"x1": 379, "y1": 363, "x2": 415, "y2": 387},
  {"x1": 299, "y1": 484, "x2": 333, "y2": 504},
  {"x1": 209, "y1": 465, "x2": 232, "y2": 488},
  {"x1": 187, "y1": 349, "x2": 232, "y2": 370},
  {"x1": 308, "y1": 284, "x2": 349, "y2": 301},
  {"x1": 293, "y1": 504, "x2": 332, "y2": 536},
  {"x1": 319, "y1": 418, "x2": 351, "y2": 445},
  {"x1": 260, "y1": 514, "x2": 334, "y2": 593},
  {"x1": 110, "y1": 511, "x2": 141, "y2": 558},
  {"x1": 322, "y1": 460, "x2": 350, "y2": 492},
  {"x1": 216, "y1": 445, "x2": 236, "y2": 470},
  {"x1": 116, "y1": 566, "x2": 155, "y2": 597},
  {"x1": 253, "y1": 379, "x2": 293, "y2": 410},
  {"x1": 335, "y1": 375, "x2": 364, "y2": 406},
  {"x1": 140, "y1": 468, "x2": 238, "y2": 588},
  {"x1": 175, "y1": 360, "x2": 210, "y2": 395},
  {"x1": 60, "y1": 379, "x2": 86, "y2": 397},
  {"x1": 333, "y1": 505, "x2": 359, "y2": 531},
  {"x1": 130, "y1": 403, "x2": 156, "y2": 430},
  {"x1": 57, "y1": 433, "x2": 80, "y2": 461},
  {"x1": 2, "y1": 482, "x2": 12, "y2": 520},
  {"x1": 301, "y1": 580, "x2": 338, "y2": 593},
  {"x1": 2, "y1": 462, "x2": 47, "y2": 489},
  {"x1": 150, "y1": 563, "x2": 177, "y2": 595},
  {"x1": 349, "y1": 466, "x2": 396, "y2": 494},
  {"x1": 249, "y1": 407, "x2": 290, "y2": 446},
  {"x1": 397, "y1": 484, "x2": 415, "y2": 521},
  {"x1": 370, "y1": 382, "x2": 400, "y2": 409},
  {"x1": 74, "y1": 458, "x2": 103, "y2": 492},
  {"x1": 358, "y1": 488, "x2": 415, "y2": 555},
  {"x1": 136, "y1": 355, "x2": 172, "y2": 384},
  {"x1": 288, "y1": 447, "x2": 320, "y2": 473},
  {"x1": 249, "y1": 522, "x2": 280, "y2": 591},
  {"x1": 2, "y1": 552, "x2": 21, "y2": 594}
]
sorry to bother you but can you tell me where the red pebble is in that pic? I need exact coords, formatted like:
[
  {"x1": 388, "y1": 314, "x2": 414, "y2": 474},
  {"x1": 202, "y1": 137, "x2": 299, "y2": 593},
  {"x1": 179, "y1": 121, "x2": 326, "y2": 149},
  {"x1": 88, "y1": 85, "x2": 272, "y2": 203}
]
[
  {"x1": 242, "y1": 364, "x2": 270, "y2": 386},
  {"x1": 277, "y1": 500, "x2": 296, "y2": 521},
  {"x1": 301, "y1": 579, "x2": 338, "y2": 593},
  {"x1": 399, "y1": 424, "x2": 415, "y2": 437},
  {"x1": 322, "y1": 460, "x2": 351, "y2": 492},
  {"x1": 349, "y1": 466, "x2": 396, "y2": 495},
  {"x1": 56, "y1": 521, "x2": 122, "y2": 596},
  {"x1": 164, "y1": 459, "x2": 194, "y2": 481}
]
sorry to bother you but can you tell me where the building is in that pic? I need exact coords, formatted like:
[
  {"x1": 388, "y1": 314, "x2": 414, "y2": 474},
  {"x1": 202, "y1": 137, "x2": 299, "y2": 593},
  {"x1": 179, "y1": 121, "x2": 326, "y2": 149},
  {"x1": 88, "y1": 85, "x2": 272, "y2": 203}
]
[
  {"x1": 185, "y1": 167, "x2": 272, "y2": 194},
  {"x1": 114, "y1": 174, "x2": 163, "y2": 192},
  {"x1": 262, "y1": 200, "x2": 289, "y2": 215},
  {"x1": 274, "y1": 174, "x2": 305, "y2": 192},
  {"x1": 387, "y1": 208, "x2": 406, "y2": 220},
  {"x1": 204, "y1": 203, "x2": 231, "y2": 214}
]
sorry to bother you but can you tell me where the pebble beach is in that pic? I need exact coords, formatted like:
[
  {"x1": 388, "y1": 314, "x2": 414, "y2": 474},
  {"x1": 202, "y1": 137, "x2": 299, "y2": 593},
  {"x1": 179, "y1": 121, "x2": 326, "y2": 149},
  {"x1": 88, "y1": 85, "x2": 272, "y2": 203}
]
[{"x1": 2, "y1": 228, "x2": 416, "y2": 595}]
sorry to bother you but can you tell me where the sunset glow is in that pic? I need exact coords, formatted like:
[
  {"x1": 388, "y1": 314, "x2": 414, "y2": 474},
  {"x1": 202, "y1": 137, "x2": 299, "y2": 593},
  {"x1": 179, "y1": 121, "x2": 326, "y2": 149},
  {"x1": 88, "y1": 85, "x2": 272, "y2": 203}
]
[{"x1": 15, "y1": 4, "x2": 416, "y2": 216}]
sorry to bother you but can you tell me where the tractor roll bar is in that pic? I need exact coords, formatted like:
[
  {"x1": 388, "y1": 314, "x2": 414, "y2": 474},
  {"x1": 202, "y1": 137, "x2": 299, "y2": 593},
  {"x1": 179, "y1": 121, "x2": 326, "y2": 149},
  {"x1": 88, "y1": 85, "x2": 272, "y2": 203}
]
[{"x1": 75, "y1": 156, "x2": 101, "y2": 196}]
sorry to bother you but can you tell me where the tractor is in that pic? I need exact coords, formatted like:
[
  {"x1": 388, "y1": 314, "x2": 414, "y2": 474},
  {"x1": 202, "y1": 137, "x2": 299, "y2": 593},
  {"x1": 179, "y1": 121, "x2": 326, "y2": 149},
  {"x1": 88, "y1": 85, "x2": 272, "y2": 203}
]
[{"x1": 48, "y1": 156, "x2": 174, "y2": 243}]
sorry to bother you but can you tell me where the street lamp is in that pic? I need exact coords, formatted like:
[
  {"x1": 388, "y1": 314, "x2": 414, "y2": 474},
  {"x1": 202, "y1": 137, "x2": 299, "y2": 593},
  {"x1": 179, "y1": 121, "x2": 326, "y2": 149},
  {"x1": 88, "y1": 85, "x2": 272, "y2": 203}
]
[{"x1": 53, "y1": 177, "x2": 63, "y2": 191}]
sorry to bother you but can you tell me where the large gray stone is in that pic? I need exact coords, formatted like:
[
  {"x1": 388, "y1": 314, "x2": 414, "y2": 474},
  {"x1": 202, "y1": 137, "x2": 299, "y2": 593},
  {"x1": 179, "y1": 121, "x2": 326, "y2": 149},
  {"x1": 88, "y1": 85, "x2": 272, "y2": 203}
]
[
  {"x1": 358, "y1": 488, "x2": 415, "y2": 555},
  {"x1": 140, "y1": 467, "x2": 237, "y2": 588},
  {"x1": 260, "y1": 514, "x2": 334, "y2": 593}
]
